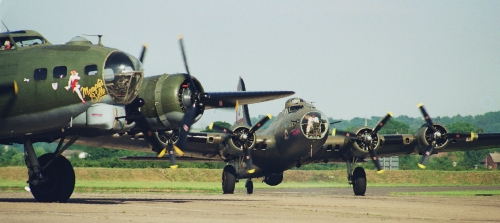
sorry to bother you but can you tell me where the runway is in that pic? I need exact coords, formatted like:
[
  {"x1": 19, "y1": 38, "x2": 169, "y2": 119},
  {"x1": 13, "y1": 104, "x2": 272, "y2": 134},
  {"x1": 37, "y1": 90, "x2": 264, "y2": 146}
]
[{"x1": 0, "y1": 187, "x2": 499, "y2": 223}]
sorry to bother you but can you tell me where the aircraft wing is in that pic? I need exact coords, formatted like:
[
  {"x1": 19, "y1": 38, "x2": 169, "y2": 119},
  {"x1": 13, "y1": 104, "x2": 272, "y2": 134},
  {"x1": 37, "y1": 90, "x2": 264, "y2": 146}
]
[
  {"x1": 204, "y1": 91, "x2": 294, "y2": 109},
  {"x1": 307, "y1": 132, "x2": 500, "y2": 163},
  {"x1": 72, "y1": 132, "x2": 231, "y2": 162}
]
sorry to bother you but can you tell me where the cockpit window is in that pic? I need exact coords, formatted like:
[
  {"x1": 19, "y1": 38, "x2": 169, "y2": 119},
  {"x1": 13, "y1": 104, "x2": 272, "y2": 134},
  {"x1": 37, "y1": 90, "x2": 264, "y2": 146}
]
[
  {"x1": 289, "y1": 105, "x2": 303, "y2": 113},
  {"x1": 12, "y1": 36, "x2": 45, "y2": 47}
]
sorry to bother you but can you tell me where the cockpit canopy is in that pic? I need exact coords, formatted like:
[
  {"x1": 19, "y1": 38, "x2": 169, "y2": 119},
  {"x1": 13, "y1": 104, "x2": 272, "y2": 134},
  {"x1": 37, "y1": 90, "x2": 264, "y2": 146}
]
[
  {"x1": 0, "y1": 30, "x2": 49, "y2": 50},
  {"x1": 285, "y1": 98, "x2": 309, "y2": 113}
]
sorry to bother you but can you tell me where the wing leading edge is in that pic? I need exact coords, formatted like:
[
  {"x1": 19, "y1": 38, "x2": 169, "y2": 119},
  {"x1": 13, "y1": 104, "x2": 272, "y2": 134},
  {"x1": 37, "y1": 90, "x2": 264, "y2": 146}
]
[{"x1": 204, "y1": 91, "x2": 294, "y2": 109}]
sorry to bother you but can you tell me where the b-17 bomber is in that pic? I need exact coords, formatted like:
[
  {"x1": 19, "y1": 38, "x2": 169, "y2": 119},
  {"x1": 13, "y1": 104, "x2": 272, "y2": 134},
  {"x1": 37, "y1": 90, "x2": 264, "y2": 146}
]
[{"x1": 0, "y1": 29, "x2": 294, "y2": 202}]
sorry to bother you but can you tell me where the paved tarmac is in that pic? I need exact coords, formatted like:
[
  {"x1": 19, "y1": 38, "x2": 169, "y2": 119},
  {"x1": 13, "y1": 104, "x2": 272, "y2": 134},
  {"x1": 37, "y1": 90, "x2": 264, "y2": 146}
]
[{"x1": 0, "y1": 186, "x2": 499, "y2": 223}]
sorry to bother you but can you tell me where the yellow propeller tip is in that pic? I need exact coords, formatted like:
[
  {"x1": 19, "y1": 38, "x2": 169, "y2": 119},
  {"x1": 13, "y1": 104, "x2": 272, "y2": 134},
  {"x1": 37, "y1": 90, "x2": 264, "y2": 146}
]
[
  {"x1": 388, "y1": 112, "x2": 393, "y2": 117},
  {"x1": 376, "y1": 170, "x2": 385, "y2": 174},
  {"x1": 143, "y1": 43, "x2": 148, "y2": 48},
  {"x1": 178, "y1": 35, "x2": 183, "y2": 40},
  {"x1": 247, "y1": 169, "x2": 256, "y2": 174},
  {"x1": 173, "y1": 145, "x2": 184, "y2": 156},
  {"x1": 170, "y1": 165, "x2": 179, "y2": 169},
  {"x1": 157, "y1": 148, "x2": 166, "y2": 158},
  {"x1": 267, "y1": 114, "x2": 272, "y2": 119},
  {"x1": 417, "y1": 103, "x2": 424, "y2": 108},
  {"x1": 13, "y1": 80, "x2": 18, "y2": 95},
  {"x1": 417, "y1": 163, "x2": 426, "y2": 169},
  {"x1": 209, "y1": 123, "x2": 214, "y2": 130}
]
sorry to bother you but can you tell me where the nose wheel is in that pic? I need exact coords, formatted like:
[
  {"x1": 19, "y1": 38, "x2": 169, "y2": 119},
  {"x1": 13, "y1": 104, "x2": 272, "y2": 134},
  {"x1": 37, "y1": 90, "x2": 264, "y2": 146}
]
[{"x1": 245, "y1": 178, "x2": 254, "y2": 194}]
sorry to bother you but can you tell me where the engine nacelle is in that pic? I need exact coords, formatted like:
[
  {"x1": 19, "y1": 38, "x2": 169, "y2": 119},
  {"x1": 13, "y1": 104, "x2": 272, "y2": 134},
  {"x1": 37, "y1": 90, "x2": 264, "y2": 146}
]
[
  {"x1": 413, "y1": 123, "x2": 449, "y2": 153},
  {"x1": 219, "y1": 125, "x2": 257, "y2": 158},
  {"x1": 350, "y1": 126, "x2": 381, "y2": 157},
  {"x1": 139, "y1": 73, "x2": 205, "y2": 129}
]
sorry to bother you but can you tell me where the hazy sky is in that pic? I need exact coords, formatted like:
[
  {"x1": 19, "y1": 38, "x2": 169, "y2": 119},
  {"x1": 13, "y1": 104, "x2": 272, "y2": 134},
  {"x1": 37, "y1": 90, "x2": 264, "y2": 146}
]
[{"x1": 1, "y1": 0, "x2": 499, "y2": 128}]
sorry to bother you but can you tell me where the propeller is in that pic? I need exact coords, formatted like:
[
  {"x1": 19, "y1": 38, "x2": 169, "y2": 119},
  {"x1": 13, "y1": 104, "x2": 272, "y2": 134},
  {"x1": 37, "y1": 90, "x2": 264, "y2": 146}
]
[
  {"x1": 210, "y1": 114, "x2": 272, "y2": 173},
  {"x1": 166, "y1": 35, "x2": 210, "y2": 167},
  {"x1": 416, "y1": 104, "x2": 474, "y2": 169},
  {"x1": 363, "y1": 112, "x2": 392, "y2": 174},
  {"x1": 335, "y1": 112, "x2": 392, "y2": 174}
]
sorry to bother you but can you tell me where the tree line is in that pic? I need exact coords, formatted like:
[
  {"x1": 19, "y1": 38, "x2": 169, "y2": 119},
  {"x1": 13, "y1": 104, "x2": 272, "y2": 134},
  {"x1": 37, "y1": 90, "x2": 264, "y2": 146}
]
[{"x1": 1, "y1": 112, "x2": 500, "y2": 170}]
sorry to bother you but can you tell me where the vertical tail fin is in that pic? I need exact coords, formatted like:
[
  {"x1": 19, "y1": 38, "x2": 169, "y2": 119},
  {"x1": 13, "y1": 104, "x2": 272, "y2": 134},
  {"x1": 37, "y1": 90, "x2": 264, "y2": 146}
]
[{"x1": 236, "y1": 77, "x2": 252, "y2": 126}]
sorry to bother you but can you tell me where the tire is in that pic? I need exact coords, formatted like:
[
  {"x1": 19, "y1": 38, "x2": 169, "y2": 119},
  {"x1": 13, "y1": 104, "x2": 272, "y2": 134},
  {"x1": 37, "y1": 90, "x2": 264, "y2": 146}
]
[
  {"x1": 245, "y1": 179, "x2": 253, "y2": 194},
  {"x1": 222, "y1": 165, "x2": 236, "y2": 194},
  {"x1": 30, "y1": 153, "x2": 75, "y2": 202},
  {"x1": 352, "y1": 167, "x2": 366, "y2": 196}
]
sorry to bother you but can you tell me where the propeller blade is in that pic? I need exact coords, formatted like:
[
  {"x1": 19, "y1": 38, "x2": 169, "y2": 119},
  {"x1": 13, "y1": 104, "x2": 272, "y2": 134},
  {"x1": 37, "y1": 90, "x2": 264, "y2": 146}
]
[
  {"x1": 139, "y1": 43, "x2": 148, "y2": 63},
  {"x1": 167, "y1": 144, "x2": 178, "y2": 169},
  {"x1": 418, "y1": 144, "x2": 434, "y2": 169},
  {"x1": 242, "y1": 143, "x2": 255, "y2": 173},
  {"x1": 417, "y1": 103, "x2": 435, "y2": 132},
  {"x1": 178, "y1": 35, "x2": 199, "y2": 92},
  {"x1": 249, "y1": 114, "x2": 272, "y2": 133},
  {"x1": 367, "y1": 145, "x2": 384, "y2": 174},
  {"x1": 372, "y1": 112, "x2": 393, "y2": 135}
]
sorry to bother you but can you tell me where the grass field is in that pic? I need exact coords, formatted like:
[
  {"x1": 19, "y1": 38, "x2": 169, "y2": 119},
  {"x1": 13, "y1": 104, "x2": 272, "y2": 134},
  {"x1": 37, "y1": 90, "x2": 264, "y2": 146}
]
[{"x1": 1, "y1": 167, "x2": 499, "y2": 194}]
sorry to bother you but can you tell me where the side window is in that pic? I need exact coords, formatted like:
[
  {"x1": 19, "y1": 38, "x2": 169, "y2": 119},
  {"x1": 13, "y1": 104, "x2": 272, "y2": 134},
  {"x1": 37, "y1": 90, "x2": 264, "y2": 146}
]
[
  {"x1": 53, "y1": 66, "x2": 67, "y2": 79},
  {"x1": 85, "y1": 64, "x2": 98, "y2": 76},
  {"x1": 34, "y1": 68, "x2": 47, "y2": 81}
]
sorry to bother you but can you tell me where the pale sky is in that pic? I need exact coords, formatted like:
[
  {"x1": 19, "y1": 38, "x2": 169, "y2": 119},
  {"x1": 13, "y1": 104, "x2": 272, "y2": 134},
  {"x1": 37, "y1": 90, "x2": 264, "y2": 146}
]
[{"x1": 1, "y1": 0, "x2": 499, "y2": 128}]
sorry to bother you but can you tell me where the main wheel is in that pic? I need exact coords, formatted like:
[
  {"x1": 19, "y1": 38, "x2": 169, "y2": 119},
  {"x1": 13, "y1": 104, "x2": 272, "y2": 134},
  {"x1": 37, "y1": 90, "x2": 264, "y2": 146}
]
[
  {"x1": 222, "y1": 165, "x2": 236, "y2": 194},
  {"x1": 245, "y1": 179, "x2": 253, "y2": 194},
  {"x1": 352, "y1": 167, "x2": 366, "y2": 196},
  {"x1": 30, "y1": 153, "x2": 75, "y2": 202}
]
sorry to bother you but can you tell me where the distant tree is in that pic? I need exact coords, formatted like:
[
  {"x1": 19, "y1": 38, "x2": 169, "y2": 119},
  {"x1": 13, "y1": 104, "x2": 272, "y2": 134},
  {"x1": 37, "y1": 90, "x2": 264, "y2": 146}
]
[
  {"x1": 201, "y1": 121, "x2": 231, "y2": 132},
  {"x1": 378, "y1": 119, "x2": 411, "y2": 134}
]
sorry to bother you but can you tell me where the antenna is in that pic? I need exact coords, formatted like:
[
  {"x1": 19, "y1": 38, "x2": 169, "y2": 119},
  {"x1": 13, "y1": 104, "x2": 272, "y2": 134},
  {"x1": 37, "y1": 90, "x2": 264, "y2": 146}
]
[
  {"x1": 82, "y1": 34, "x2": 103, "y2": 46},
  {"x1": 1, "y1": 21, "x2": 10, "y2": 32}
]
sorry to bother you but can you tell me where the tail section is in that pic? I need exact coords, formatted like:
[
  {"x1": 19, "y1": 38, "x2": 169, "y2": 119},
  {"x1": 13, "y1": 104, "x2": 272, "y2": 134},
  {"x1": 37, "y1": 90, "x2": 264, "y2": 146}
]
[{"x1": 236, "y1": 77, "x2": 252, "y2": 126}]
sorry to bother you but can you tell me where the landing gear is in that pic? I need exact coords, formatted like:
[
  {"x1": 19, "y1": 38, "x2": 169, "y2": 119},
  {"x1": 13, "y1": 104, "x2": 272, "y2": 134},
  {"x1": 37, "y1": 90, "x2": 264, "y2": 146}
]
[
  {"x1": 346, "y1": 159, "x2": 366, "y2": 196},
  {"x1": 29, "y1": 153, "x2": 75, "y2": 202},
  {"x1": 352, "y1": 167, "x2": 366, "y2": 196},
  {"x1": 24, "y1": 136, "x2": 78, "y2": 202},
  {"x1": 245, "y1": 178, "x2": 253, "y2": 194},
  {"x1": 222, "y1": 165, "x2": 236, "y2": 194}
]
